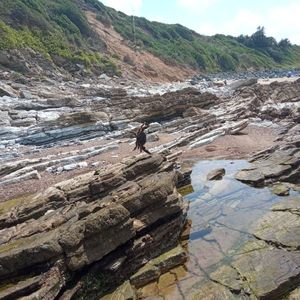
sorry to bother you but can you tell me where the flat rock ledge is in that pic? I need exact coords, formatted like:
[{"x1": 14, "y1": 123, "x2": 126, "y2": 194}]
[
  {"x1": 130, "y1": 245, "x2": 187, "y2": 288},
  {"x1": 235, "y1": 123, "x2": 300, "y2": 190},
  {"x1": 0, "y1": 154, "x2": 188, "y2": 299}
]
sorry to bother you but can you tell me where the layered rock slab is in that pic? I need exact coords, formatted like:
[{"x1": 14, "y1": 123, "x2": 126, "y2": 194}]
[{"x1": 0, "y1": 154, "x2": 187, "y2": 299}]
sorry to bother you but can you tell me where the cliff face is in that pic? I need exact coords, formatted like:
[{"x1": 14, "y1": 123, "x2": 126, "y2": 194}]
[
  {"x1": 0, "y1": 154, "x2": 187, "y2": 299},
  {"x1": 1, "y1": 0, "x2": 300, "y2": 80}
]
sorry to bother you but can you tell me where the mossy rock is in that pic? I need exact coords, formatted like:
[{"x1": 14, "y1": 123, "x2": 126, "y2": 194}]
[
  {"x1": 178, "y1": 184, "x2": 194, "y2": 196},
  {"x1": 130, "y1": 245, "x2": 186, "y2": 288}
]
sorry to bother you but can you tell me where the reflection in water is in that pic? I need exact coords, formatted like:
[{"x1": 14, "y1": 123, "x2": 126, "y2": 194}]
[
  {"x1": 189, "y1": 226, "x2": 212, "y2": 241},
  {"x1": 138, "y1": 160, "x2": 293, "y2": 299}
]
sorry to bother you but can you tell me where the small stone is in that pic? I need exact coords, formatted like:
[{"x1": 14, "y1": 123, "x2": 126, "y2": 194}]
[
  {"x1": 271, "y1": 183, "x2": 290, "y2": 196},
  {"x1": 99, "y1": 74, "x2": 111, "y2": 81},
  {"x1": 46, "y1": 167, "x2": 53, "y2": 173},
  {"x1": 147, "y1": 122, "x2": 162, "y2": 133},
  {"x1": 20, "y1": 90, "x2": 32, "y2": 99},
  {"x1": 78, "y1": 162, "x2": 88, "y2": 168},
  {"x1": 207, "y1": 168, "x2": 225, "y2": 181},
  {"x1": 63, "y1": 163, "x2": 78, "y2": 171},
  {"x1": 106, "y1": 257, "x2": 127, "y2": 272},
  {"x1": 235, "y1": 169, "x2": 265, "y2": 187},
  {"x1": 147, "y1": 133, "x2": 159, "y2": 142},
  {"x1": 56, "y1": 167, "x2": 63, "y2": 173}
]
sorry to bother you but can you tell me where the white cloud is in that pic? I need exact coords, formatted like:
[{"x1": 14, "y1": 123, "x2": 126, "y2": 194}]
[
  {"x1": 177, "y1": 0, "x2": 218, "y2": 14},
  {"x1": 101, "y1": 0, "x2": 142, "y2": 15},
  {"x1": 222, "y1": 10, "x2": 263, "y2": 36},
  {"x1": 265, "y1": 1, "x2": 300, "y2": 44},
  {"x1": 197, "y1": 1, "x2": 300, "y2": 44}
]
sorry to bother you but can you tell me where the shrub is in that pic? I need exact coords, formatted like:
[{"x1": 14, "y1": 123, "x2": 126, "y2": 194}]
[
  {"x1": 123, "y1": 54, "x2": 135, "y2": 66},
  {"x1": 96, "y1": 13, "x2": 112, "y2": 28}
]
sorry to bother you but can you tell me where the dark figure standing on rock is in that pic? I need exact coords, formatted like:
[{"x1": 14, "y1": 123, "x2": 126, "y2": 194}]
[{"x1": 133, "y1": 123, "x2": 151, "y2": 155}]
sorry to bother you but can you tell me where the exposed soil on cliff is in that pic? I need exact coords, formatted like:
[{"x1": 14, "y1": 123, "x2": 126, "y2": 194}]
[{"x1": 86, "y1": 12, "x2": 196, "y2": 82}]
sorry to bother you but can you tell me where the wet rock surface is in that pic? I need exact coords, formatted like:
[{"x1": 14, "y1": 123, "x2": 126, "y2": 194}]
[
  {"x1": 130, "y1": 245, "x2": 187, "y2": 288},
  {"x1": 198, "y1": 196, "x2": 300, "y2": 300}
]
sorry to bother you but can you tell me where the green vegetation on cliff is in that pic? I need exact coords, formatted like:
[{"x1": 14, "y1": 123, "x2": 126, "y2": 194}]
[
  {"x1": 88, "y1": 1, "x2": 300, "y2": 72},
  {"x1": 0, "y1": 0, "x2": 118, "y2": 74},
  {"x1": 0, "y1": 0, "x2": 300, "y2": 74}
]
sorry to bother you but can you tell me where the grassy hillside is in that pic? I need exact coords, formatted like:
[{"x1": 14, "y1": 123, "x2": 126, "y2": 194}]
[
  {"x1": 0, "y1": 0, "x2": 300, "y2": 75},
  {"x1": 87, "y1": 0, "x2": 300, "y2": 72},
  {"x1": 0, "y1": 0, "x2": 119, "y2": 74}
]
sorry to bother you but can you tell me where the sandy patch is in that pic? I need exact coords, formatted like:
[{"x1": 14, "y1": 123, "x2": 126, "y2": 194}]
[{"x1": 181, "y1": 125, "x2": 278, "y2": 161}]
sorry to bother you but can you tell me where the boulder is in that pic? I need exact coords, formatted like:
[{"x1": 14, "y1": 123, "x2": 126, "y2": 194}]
[
  {"x1": 271, "y1": 183, "x2": 290, "y2": 196},
  {"x1": 235, "y1": 169, "x2": 264, "y2": 187}
]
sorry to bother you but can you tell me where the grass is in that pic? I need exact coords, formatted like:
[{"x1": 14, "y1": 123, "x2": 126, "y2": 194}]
[
  {"x1": 0, "y1": 0, "x2": 119, "y2": 75},
  {"x1": 0, "y1": 0, "x2": 300, "y2": 74},
  {"x1": 88, "y1": 2, "x2": 300, "y2": 72}
]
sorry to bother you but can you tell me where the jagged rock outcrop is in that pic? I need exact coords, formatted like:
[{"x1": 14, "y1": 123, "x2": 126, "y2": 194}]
[
  {"x1": 0, "y1": 82, "x2": 219, "y2": 147},
  {"x1": 0, "y1": 154, "x2": 188, "y2": 299},
  {"x1": 213, "y1": 78, "x2": 300, "y2": 122}
]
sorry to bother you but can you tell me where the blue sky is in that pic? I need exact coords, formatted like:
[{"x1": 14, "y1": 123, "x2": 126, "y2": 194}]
[{"x1": 100, "y1": 0, "x2": 300, "y2": 44}]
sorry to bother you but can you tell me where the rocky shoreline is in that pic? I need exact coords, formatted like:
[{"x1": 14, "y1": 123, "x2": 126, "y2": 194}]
[
  {"x1": 0, "y1": 71, "x2": 299, "y2": 299},
  {"x1": 0, "y1": 154, "x2": 189, "y2": 299},
  {"x1": 1, "y1": 73, "x2": 299, "y2": 197}
]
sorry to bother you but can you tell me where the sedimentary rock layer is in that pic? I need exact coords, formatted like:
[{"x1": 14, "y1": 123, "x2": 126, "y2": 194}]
[{"x1": 0, "y1": 154, "x2": 187, "y2": 299}]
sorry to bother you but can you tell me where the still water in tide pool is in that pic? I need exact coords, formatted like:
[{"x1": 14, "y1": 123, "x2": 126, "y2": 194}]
[{"x1": 137, "y1": 160, "x2": 297, "y2": 299}]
